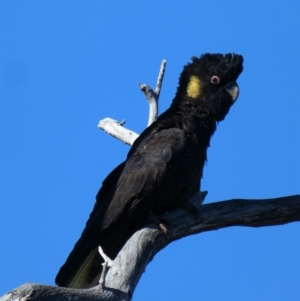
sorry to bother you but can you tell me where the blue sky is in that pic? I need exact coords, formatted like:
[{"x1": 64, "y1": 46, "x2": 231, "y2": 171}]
[{"x1": 1, "y1": 1, "x2": 299, "y2": 300}]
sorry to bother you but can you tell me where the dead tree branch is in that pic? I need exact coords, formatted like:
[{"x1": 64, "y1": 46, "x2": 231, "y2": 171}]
[
  {"x1": 139, "y1": 59, "x2": 166, "y2": 126},
  {"x1": 2, "y1": 195, "x2": 300, "y2": 301},
  {"x1": 97, "y1": 118, "x2": 138, "y2": 146},
  {"x1": 98, "y1": 60, "x2": 166, "y2": 145}
]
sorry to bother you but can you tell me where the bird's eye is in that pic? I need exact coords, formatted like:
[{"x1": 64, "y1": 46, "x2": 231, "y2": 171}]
[{"x1": 211, "y1": 76, "x2": 220, "y2": 84}]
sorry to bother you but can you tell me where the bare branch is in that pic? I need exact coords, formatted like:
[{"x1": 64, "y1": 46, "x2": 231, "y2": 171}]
[
  {"x1": 3, "y1": 195, "x2": 300, "y2": 301},
  {"x1": 97, "y1": 118, "x2": 138, "y2": 146},
  {"x1": 139, "y1": 83, "x2": 158, "y2": 126},
  {"x1": 154, "y1": 59, "x2": 166, "y2": 97},
  {"x1": 139, "y1": 59, "x2": 167, "y2": 126},
  {"x1": 98, "y1": 60, "x2": 167, "y2": 143},
  {"x1": 98, "y1": 246, "x2": 113, "y2": 288},
  {"x1": 103, "y1": 194, "x2": 300, "y2": 296}
]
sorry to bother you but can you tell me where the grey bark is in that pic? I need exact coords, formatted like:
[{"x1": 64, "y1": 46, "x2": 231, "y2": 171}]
[{"x1": 2, "y1": 195, "x2": 300, "y2": 301}]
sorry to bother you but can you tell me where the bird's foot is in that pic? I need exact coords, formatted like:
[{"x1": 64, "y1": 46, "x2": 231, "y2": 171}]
[
  {"x1": 98, "y1": 246, "x2": 113, "y2": 288},
  {"x1": 148, "y1": 213, "x2": 170, "y2": 237}
]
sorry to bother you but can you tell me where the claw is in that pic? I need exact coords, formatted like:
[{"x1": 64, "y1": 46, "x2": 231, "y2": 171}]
[
  {"x1": 148, "y1": 213, "x2": 170, "y2": 237},
  {"x1": 158, "y1": 222, "x2": 168, "y2": 235}
]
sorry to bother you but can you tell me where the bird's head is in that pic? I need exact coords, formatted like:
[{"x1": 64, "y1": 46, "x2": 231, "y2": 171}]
[{"x1": 173, "y1": 53, "x2": 244, "y2": 121}]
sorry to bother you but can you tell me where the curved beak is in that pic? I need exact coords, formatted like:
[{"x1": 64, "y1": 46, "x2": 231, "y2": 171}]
[{"x1": 225, "y1": 81, "x2": 239, "y2": 102}]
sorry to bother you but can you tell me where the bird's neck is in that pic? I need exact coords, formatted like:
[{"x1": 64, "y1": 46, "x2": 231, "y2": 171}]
[{"x1": 168, "y1": 98, "x2": 217, "y2": 146}]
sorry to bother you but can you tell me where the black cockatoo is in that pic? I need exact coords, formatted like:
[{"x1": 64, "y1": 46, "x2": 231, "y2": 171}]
[{"x1": 56, "y1": 53, "x2": 243, "y2": 288}]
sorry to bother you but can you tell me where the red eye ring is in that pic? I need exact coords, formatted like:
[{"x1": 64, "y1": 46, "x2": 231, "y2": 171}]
[{"x1": 211, "y1": 75, "x2": 220, "y2": 84}]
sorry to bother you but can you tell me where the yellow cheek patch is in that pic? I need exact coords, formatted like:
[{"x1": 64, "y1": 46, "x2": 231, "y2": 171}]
[{"x1": 187, "y1": 76, "x2": 202, "y2": 98}]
